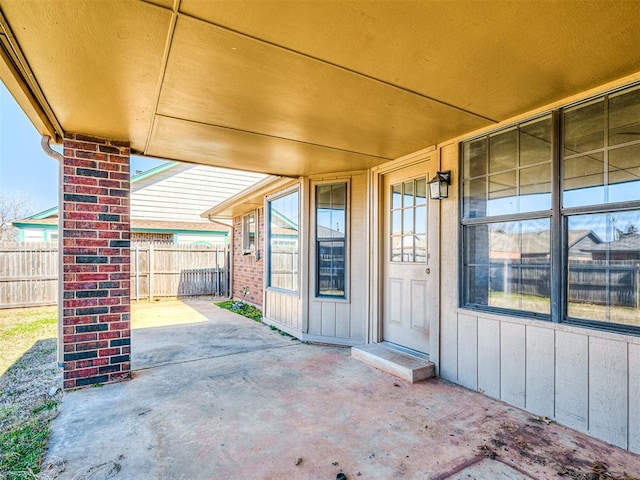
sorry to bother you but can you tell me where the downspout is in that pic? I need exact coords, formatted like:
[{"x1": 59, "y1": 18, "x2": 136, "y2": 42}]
[{"x1": 41, "y1": 135, "x2": 64, "y2": 367}]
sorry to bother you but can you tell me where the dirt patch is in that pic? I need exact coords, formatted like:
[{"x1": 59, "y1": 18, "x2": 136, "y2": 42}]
[{"x1": 482, "y1": 418, "x2": 639, "y2": 480}]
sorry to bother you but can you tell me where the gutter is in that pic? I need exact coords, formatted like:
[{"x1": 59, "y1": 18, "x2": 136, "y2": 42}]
[{"x1": 206, "y1": 214, "x2": 234, "y2": 300}]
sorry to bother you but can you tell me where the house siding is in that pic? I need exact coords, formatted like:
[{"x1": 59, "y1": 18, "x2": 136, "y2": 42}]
[
  {"x1": 131, "y1": 163, "x2": 265, "y2": 222},
  {"x1": 437, "y1": 132, "x2": 640, "y2": 453},
  {"x1": 306, "y1": 172, "x2": 368, "y2": 346},
  {"x1": 231, "y1": 209, "x2": 264, "y2": 306}
]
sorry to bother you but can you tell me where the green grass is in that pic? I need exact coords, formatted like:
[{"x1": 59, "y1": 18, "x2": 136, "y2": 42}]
[
  {"x1": 0, "y1": 420, "x2": 50, "y2": 479},
  {"x1": 0, "y1": 307, "x2": 57, "y2": 376},
  {"x1": 215, "y1": 301, "x2": 293, "y2": 337},
  {"x1": 0, "y1": 306, "x2": 61, "y2": 480},
  {"x1": 216, "y1": 300, "x2": 263, "y2": 322}
]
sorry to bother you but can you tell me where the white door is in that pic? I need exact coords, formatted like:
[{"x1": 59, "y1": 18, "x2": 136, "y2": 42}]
[{"x1": 382, "y1": 162, "x2": 437, "y2": 354}]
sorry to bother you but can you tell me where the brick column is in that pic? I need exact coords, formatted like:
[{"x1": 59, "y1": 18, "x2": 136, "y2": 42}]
[{"x1": 61, "y1": 134, "x2": 131, "y2": 390}]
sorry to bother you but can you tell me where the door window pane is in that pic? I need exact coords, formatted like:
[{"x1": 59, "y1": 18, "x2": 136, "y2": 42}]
[
  {"x1": 567, "y1": 210, "x2": 640, "y2": 328},
  {"x1": 390, "y1": 178, "x2": 428, "y2": 263}
]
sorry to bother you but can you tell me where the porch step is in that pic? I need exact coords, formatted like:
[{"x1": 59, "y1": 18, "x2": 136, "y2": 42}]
[{"x1": 351, "y1": 343, "x2": 435, "y2": 383}]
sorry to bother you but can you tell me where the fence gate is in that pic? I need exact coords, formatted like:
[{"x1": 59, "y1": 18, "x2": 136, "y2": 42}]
[{"x1": 131, "y1": 243, "x2": 229, "y2": 301}]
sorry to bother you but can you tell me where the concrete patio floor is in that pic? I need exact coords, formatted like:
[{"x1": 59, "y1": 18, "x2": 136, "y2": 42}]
[{"x1": 42, "y1": 299, "x2": 640, "y2": 479}]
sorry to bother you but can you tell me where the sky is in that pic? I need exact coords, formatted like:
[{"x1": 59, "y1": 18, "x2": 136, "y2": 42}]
[{"x1": 0, "y1": 82, "x2": 164, "y2": 216}]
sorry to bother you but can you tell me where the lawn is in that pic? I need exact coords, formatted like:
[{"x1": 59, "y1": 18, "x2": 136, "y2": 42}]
[{"x1": 0, "y1": 306, "x2": 60, "y2": 480}]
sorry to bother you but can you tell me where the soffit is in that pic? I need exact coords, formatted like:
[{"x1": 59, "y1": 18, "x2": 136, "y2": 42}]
[
  {"x1": 0, "y1": 1, "x2": 639, "y2": 177},
  {"x1": 0, "y1": 0, "x2": 171, "y2": 148},
  {"x1": 184, "y1": 0, "x2": 640, "y2": 120}
]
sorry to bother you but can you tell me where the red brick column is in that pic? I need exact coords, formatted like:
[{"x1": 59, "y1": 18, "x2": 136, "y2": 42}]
[
  {"x1": 232, "y1": 208, "x2": 264, "y2": 306},
  {"x1": 61, "y1": 134, "x2": 131, "y2": 390}
]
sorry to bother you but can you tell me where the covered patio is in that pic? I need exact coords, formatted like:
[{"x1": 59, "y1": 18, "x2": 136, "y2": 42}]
[{"x1": 41, "y1": 299, "x2": 640, "y2": 479}]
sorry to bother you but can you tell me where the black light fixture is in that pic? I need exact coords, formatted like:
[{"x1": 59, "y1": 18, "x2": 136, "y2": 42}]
[{"x1": 428, "y1": 170, "x2": 452, "y2": 200}]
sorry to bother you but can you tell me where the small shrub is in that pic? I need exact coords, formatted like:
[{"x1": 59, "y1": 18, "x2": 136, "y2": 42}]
[{"x1": 216, "y1": 301, "x2": 263, "y2": 322}]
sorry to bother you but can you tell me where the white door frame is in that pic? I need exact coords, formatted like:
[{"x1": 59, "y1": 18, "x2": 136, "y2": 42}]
[{"x1": 369, "y1": 146, "x2": 441, "y2": 369}]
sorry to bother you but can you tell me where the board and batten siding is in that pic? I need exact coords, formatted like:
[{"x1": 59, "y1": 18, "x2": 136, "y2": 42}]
[
  {"x1": 131, "y1": 163, "x2": 266, "y2": 222},
  {"x1": 437, "y1": 142, "x2": 640, "y2": 453},
  {"x1": 306, "y1": 173, "x2": 368, "y2": 345},
  {"x1": 264, "y1": 290, "x2": 302, "y2": 334}
]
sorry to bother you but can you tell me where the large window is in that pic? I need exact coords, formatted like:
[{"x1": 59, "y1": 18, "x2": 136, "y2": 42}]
[
  {"x1": 267, "y1": 189, "x2": 299, "y2": 292},
  {"x1": 316, "y1": 183, "x2": 347, "y2": 297},
  {"x1": 461, "y1": 83, "x2": 640, "y2": 333},
  {"x1": 462, "y1": 115, "x2": 553, "y2": 316}
]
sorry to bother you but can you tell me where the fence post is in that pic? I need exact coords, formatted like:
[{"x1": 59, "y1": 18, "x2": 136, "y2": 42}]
[
  {"x1": 149, "y1": 243, "x2": 154, "y2": 301},
  {"x1": 134, "y1": 243, "x2": 140, "y2": 302},
  {"x1": 215, "y1": 245, "x2": 220, "y2": 296}
]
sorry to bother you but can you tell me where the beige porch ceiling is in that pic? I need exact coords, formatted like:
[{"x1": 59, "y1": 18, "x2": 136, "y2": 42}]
[{"x1": 1, "y1": 0, "x2": 639, "y2": 176}]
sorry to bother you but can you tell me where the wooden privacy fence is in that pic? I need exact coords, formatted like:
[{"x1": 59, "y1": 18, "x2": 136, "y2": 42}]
[
  {"x1": 0, "y1": 242, "x2": 58, "y2": 308},
  {"x1": 489, "y1": 260, "x2": 640, "y2": 309},
  {"x1": 132, "y1": 243, "x2": 228, "y2": 301},
  {"x1": 0, "y1": 242, "x2": 228, "y2": 309}
]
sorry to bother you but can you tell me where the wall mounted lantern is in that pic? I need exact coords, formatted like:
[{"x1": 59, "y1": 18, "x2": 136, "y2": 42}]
[{"x1": 428, "y1": 171, "x2": 452, "y2": 200}]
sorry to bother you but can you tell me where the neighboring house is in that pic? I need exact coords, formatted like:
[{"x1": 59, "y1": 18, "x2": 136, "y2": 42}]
[{"x1": 14, "y1": 162, "x2": 266, "y2": 245}]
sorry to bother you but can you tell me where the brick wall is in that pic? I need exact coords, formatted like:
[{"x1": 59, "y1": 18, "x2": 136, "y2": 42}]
[
  {"x1": 232, "y1": 208, "x2": 264, "y2": 306},
  {"x1": 61, "y1": 133, "x2": 131, "y2": 390}
]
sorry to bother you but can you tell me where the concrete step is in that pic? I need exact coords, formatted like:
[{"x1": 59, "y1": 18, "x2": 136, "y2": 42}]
[{"x1": 351, "y1": 343, "x2": 435, "y2": 383}]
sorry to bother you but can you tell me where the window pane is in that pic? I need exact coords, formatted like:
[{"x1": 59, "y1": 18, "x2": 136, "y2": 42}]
[
  {"x1": 463, "y1": 118, "x2": 551, "y2": 219},
  {"x1": 463, "y1": 219, "x2": 551, "y2": 315},
  {"x1": 315, "y1": 183, "x2": 347, "y2": 297},
  {"x1": 608, "y1": 144, "x2": 640, "y2": 203},
  {"x1": 317, "y1": 240, "x2": 345, "y2": 297},
  {"x1": 391, "y1": 210, "x2": 402, "y2": 236},
  {"x1": 269, "y1": 190, "x2": 299, "y2": 292},
  {"x1": 563, "y1": 152, "x2": 605, "y2": 207},
  {"x1": 402, "y1": 235, "x2": 414, "y2": 262},
  {"x1": 403, "y1": 207, "x2": 414, "y2": 235},
  {"x1": 391, "y1": 236, "x2": 403, "y2": 262},
  {"x1": 564, "y1": 99, "x2": 605, "y2": 156},
  {"x1": 567, "y1": 210, "x2": 640, "y2": 328},
  {"x1": 317, "y1": 184, "x2": 346, "y2": 239},
  {"x1": 392, "y1": 184, "x2": 402, "y2": 209},
  {"x1": 415, "y1": 178, "x2": 427, "y2": 206},
  {"x1": 415, "y1": 234, "x2": 427, "y2": 263},
  {"x1": 609, "y1": 86, "x2": 640, "y2": 146},
  {"x1": 463, "y1": 178, "x2": 487, "y2": 219},
  {"x1": 415, "y1": 206, "x2": 426, "y2": 234},
  {"x1": 489, "y1": 128, "x2": 517, "y2": 172},
  {"x1": 520, "y1": 116, "x2": 552, "y2": 166},
  {"x1": 487, "y1": 171, "x2": 517, "y2": 217},
  {"x1": 403, "y1": 181, "x2": 414, "y2": 207},
  {"x1": 464, "y1": 138, "x2": 487, "y2": 177}
]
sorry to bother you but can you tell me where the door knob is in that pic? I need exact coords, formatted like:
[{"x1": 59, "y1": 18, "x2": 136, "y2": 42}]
[{"x1": 425, "y1": 268, "x2": 431, "y2": 274}]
